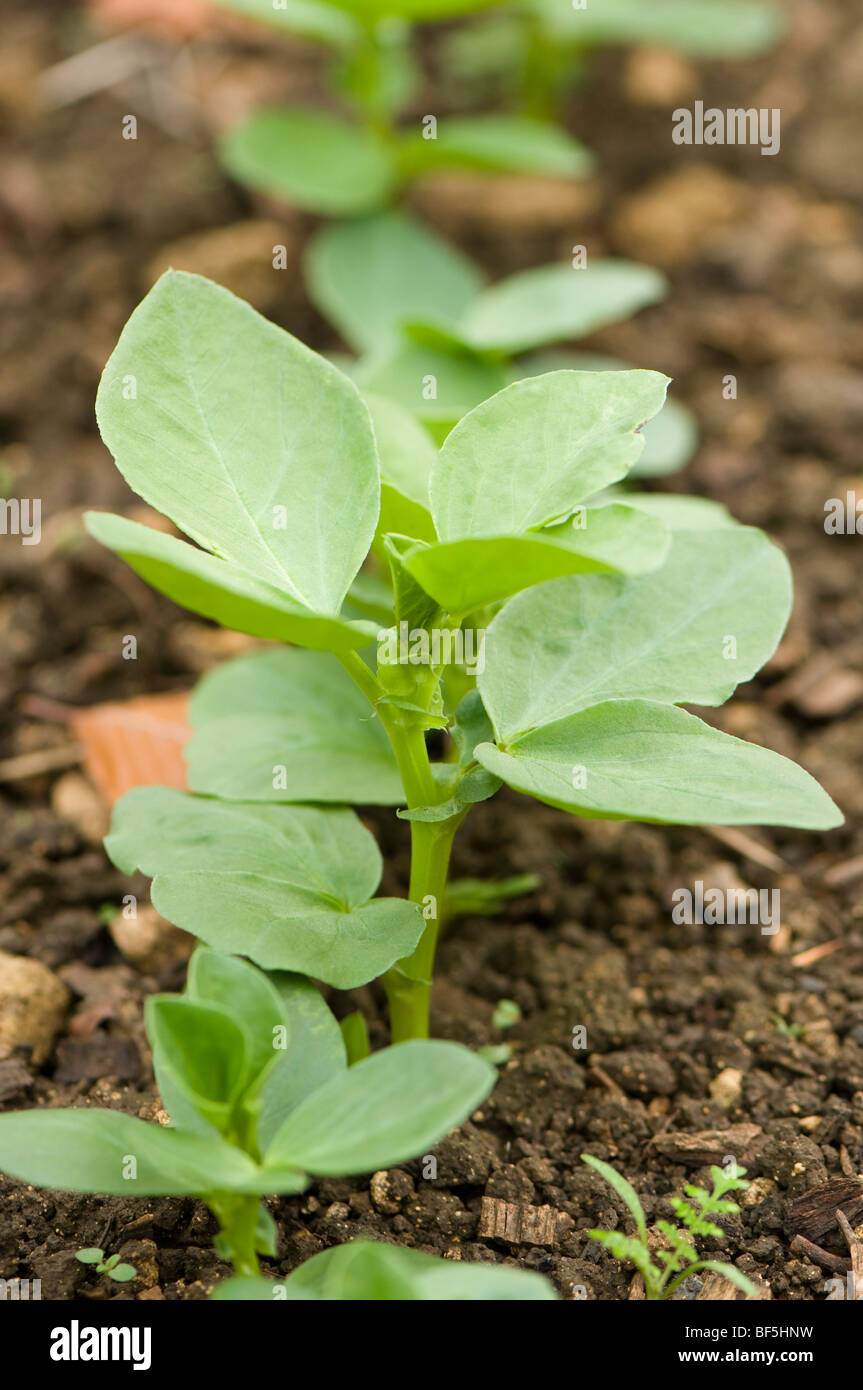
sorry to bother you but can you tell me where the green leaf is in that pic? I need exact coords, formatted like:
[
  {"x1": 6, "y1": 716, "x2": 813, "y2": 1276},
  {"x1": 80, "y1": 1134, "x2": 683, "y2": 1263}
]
[
  {"x1": 213, "y1": 0, "x2": 360, "y2": 45},
  {"x1": 359, "y1": 338, "x2": 509, "y2": 426},
  {"x1": 383, "y1": 535, "x2": 441, "y2": 631},
  {"x1": 85, "y1": 513, "x2": 376, "y2": 653},
  {"x1": 517, "y1": 350, "x2": 695, "y2": 477},
  {"x1": 305, "y1": 212, "x2": 483, "y2": 358},
  {"x1": 105, "y1": 788, "x2": 425, "y2": 986},
  {"x1": 146, "y1": 995, "x2": 249, "y2": 1135},
  {"x1": 256, "y1": 974, "x2": 347, "y2": 1150},
  {"x1": 403, "y1": 504, "x2": 670, "y2": 614},
  {"x1": 480, "y1": 528, "x2": 792, "y2": 738},
  {"x1": 0, "y1": 1109, "x2": 262, "y2": 1196},
  {"x1": 265, "y1": 1040, "x2": 494, "y2": 1174},
  {"x1": 95, "y1": 271, "x2": 380, "y2": 613},
  {"x1": 401, "y1": 115, "x2": 594, "y2": 178},
  {"x1": 339, "y1": 0, "x2": 510, "y2": 20},
  {"x1": 460, "y1": 262, "x2": 667, "y2": 356},
  {"x1": 364, "y1": 393, "x2": 437, "y2": 544},
  {"x1": 532, "y1": 0, "x2": 784, "y2": 57},
  {"x1": 187, "y1": 949, "x2": 287, "y2": 1083},
  {"x1": 340, "y1": 1010, "x2": 371, "y2": 1066},
  {"x1": 582, "y1": 1154, "x2": 647, "y2": 1244},
  {"x1": 75, "y1": 1249, "x2": 105, "y2": 1265},
  {"x1": 219, "y1": 107, "x2": 397, "y2": 215},
  {"x1": 619, "y1": 493, "x2": 736, "y2": 531},
  {"x1": 431, "y1": 371, "x2": 670, "y2": 541},
  {"x1": 476, "y1": 699, "x2": 843, "y2": 829},
  {"x1": 108, "y1": 1264, "x2": 139, "y2": 1283},
  {"x1": 187, "y1": 649, "x2": 403, "y2": 806},
  {"x1": 213, "y1": 1240, "x2": 558, "y2": 1300}
]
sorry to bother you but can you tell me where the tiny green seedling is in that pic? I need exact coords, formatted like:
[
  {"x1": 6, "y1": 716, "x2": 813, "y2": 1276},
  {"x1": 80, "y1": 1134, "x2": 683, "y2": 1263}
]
[
  {"x1": 75, "y1": 1248, "x2": 138, "y2": 1283},
  {"x1": 306, "y1": 208, "x2": 697, "y2": 475},
  {"x1": 582, "y1": 1155, "x2": 756, "y2": 1301},
  {"x1": 77, "y1": 270, "x2": 838, "y2": 1045}
]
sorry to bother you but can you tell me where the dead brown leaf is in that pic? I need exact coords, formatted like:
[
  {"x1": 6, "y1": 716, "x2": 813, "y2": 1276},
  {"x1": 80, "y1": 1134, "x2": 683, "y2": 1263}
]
[{"x1": 68, "y1": 692, "x2": 191, "y2": 806}]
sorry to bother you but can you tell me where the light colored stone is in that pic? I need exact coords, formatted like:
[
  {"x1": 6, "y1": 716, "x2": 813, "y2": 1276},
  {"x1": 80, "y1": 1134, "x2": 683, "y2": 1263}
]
[
  {"x1": 710, "y1": 1067, "x2": 744, "y2": 1109},
  {"x1": 0, "y1": 951, "x2": 69, "y2": 1064},
  {"x1": 109, "y1": 904, "x2": 194, "y2": 973},
  {"x1": 51, "y1": 771, "x2": 109, "y2": 843}
]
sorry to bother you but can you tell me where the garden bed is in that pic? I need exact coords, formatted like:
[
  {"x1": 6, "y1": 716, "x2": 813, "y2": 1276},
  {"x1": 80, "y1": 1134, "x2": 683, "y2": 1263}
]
[{"x1": 1, "y1": 0, "x2": 861, "y2": 1299}]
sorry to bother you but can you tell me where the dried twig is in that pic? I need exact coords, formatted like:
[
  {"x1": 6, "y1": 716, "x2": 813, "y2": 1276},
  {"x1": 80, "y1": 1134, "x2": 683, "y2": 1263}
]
[
  {"x1": 0, "y1": 744, "x2": 82, "y2": 783},
  {"x1": 705, "y1": 825, "x2": 786, "y2": 873}
]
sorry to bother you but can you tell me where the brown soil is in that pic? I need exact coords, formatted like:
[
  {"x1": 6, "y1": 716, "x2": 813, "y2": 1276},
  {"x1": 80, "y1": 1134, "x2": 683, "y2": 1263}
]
[{"x1": 1, "y1": 0, "x2": 862, "y2": 1300}]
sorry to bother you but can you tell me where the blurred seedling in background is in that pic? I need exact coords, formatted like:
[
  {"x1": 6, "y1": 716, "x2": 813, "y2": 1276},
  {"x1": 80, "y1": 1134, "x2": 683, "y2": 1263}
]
[
  {"x1": 211, "y1": 0, "x2": 781, "y2": 215},
  {"x1": 306, "y1": 208, "x2": 697, "y2": 474}
]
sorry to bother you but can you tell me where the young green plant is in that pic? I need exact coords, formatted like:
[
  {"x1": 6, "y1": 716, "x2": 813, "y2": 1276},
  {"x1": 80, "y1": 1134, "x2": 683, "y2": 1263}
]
[
  {"x1": 213, "y1": 0, "x2": 592, "y2": 215},
  {"x1": 445, "y1": 0, "x2": 783, "y2": 120},
  {"x1": 582, "y1": 1154, "x2": 756, "y2": 1301},
  {"x1": 306, "y1": 207, "x2": 697, "y2": 474},
  {"x1": 86, "y1": 271, "x2": 841, "y2": 1043},
  {"x1": 75, "y1": 1249, "x2": 138, "y2": 1284},
  {"x1": 0, "y1": 948, "x2": 511, "y2": 1290}
]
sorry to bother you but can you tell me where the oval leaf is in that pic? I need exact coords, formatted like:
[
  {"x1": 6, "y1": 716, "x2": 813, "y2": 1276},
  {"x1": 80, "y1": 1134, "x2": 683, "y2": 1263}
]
[
  {"x1": 96, "y1": 271, "x2": 380, "y2": 613},
  {"x1": 431, "y1": 371, "x2": 670, "y2": 541},
  {"x1": 461, "y1": 261, "x2": 667, "y2": 356},
  {"x1": 476, "y1": 700, "x2": 842, "y2": 829},
  {"x1": 480, "y1": 528, "x2": 792, "y2": 739},
  {"x1": 187, "y1": 649, "x2": 403, "y2": 805},
  {"x1": 220, "y1": 107, "x2": 397, "y2": 214},
  {"x1": 265, "y1": 1040, "x2": 494, "y2": 1174},
  {"x1": 105, "y1": 788, "x2": 424, "y2": 986}
]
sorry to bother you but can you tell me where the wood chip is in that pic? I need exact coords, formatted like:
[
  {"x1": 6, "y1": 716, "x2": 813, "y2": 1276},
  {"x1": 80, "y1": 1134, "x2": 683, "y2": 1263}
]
[
  {"x1": 836, "y1": 1209, "x2": 863, "y2": 1299},
  {"x1": 696, "y1": 1270, "x2": 770, "y2": 1301},
  {"x1": 0, "y1": 743, "x2": 82, "y2": 783},
  {"x1": 823, "y1": 855, "x2": 863, "y2": 888},
  {"x1": 478, "y1": 1197, "x2": 564, "y2": 1246},
  {"x1": 789, "y1": 1234, "x2": 849, "y2": 1274},
  {"x1": 787, "y1": 1179, "x2": 863, "y2": 1242},
  {"x1": 791, "y1": 939, "x2": 843, "y2": 968},
  {"x1": 650, "y1": 1123, "x2": 765, "y2": 1167}
]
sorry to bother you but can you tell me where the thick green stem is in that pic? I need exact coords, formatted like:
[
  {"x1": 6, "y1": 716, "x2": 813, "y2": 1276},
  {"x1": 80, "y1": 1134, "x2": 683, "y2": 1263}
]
[
  {"x1": 210, "y1": 1193, "x2": 261, "y2": 1278},
  {"x1": 383, "y1": 817, "x2": 459, "y2": 1042},
  {"x1": 337, "y1": 650, "x2": 463, "y2": 1042}
]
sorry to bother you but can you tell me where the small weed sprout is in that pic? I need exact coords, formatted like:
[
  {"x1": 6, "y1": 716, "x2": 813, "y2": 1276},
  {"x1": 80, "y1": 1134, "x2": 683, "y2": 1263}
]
[
  {"x1": 582, "y1": 1154, "x2": 757, "y2": 1301},
  {"x1": 75, "y1": 1248, "x2": 138, "y2": 1284}
]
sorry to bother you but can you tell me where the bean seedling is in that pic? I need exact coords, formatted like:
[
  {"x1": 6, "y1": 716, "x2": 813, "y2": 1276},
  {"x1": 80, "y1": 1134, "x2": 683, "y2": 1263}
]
[
  {"x1": 306, "y1": 208, "x2": 697, "y2": 474},
  {"x1": 214, "y1": 0, "x2": 591, "y2": 215},
  {"x1": 78, "y1": 270, "x2": 839, "y2": 1044},
  {"x1": 0, "y1": 948, "x2": 509, "y2": 1288}
]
